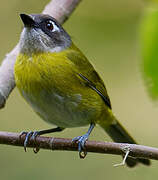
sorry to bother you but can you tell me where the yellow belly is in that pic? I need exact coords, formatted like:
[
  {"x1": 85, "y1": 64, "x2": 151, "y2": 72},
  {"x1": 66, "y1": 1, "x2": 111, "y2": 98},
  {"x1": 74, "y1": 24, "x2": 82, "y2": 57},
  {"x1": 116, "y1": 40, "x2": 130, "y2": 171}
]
[{"x1": 14, "y1": 52, "x2": 104, "y2": 128}]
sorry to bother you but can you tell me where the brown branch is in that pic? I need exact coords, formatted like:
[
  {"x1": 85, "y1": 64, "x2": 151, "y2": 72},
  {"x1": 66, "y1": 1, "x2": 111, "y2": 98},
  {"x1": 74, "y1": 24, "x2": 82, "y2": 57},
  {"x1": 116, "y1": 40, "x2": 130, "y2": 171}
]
[
  {"x1": 0, "y1": 0, "x2": 82, "y2": 108},
  {"x1": 0, "y1": 131, "x2": 157, "y2": 161}
]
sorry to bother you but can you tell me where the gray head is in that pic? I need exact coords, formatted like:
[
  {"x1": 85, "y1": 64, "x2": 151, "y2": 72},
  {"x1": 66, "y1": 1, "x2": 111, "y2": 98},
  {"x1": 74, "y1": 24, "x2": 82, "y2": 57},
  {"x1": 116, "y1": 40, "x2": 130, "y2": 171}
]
[{"x1": 19, "y1": 14, "x2": 72, "y2": 55}]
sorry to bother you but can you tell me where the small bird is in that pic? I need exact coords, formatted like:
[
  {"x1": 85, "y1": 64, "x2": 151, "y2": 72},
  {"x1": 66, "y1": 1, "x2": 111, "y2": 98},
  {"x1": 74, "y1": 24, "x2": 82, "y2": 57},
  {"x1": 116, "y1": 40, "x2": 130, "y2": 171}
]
[{"x1": 14, "y1": 13, "x2": 150, "y2": 167}]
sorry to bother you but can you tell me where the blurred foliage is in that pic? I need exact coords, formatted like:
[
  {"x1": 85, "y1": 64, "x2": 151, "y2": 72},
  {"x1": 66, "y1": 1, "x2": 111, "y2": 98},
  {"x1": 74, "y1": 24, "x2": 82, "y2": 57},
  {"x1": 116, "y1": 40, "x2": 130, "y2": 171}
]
[
  {"x1": 0, "y1": 0, "x2": 158, "y2": 180},
  {"x1": 141, "y1": 8, "x2": 158, "y2": 100}
]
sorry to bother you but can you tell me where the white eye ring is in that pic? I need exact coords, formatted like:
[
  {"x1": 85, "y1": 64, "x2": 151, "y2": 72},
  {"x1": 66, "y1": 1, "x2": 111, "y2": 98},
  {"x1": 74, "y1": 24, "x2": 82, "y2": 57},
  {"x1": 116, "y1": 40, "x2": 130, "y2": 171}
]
[{"x1": 46, "y1": 20, "x2": 59, "y2": 32}]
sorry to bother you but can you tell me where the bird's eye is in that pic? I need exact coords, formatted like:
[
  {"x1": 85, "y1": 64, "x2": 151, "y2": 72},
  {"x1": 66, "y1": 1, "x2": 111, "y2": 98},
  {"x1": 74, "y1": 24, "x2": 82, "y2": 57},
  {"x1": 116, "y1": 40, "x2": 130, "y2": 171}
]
[{"x1": 46, "y1": 20, "x2": 54, "y2": 31}]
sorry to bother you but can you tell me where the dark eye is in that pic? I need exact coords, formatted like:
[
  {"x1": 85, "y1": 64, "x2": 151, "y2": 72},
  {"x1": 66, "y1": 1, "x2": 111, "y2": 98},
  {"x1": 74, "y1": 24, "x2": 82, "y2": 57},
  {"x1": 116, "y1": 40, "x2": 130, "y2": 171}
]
[{"x1": 46, "y1": 20, "x2": 54, "y2": 31}]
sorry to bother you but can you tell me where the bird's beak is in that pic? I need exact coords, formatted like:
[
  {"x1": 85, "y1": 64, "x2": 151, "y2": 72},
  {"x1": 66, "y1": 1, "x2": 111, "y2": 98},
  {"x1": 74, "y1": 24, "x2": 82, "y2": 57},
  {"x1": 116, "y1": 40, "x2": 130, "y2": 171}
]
[{"x1": 20, "y1": 14, "x2": 36, "y2": 27}]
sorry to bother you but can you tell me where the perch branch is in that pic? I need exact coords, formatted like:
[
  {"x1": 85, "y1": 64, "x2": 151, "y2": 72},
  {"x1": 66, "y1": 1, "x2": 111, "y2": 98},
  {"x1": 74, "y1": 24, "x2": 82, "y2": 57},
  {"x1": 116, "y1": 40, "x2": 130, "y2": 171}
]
[
  {"x1": 0, "y1": 131, "x2": 157, "y2": 161},
  {"x1": 0, "y1": 0, "x2": 82, "y2": 108}
]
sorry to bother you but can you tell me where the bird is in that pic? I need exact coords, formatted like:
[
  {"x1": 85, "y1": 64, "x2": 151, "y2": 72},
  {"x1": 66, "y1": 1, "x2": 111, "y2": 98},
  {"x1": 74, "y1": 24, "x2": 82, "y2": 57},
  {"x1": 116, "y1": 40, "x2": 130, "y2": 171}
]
[{"x1": 14, "y1": 13, "x2": 150, "y2": 167}]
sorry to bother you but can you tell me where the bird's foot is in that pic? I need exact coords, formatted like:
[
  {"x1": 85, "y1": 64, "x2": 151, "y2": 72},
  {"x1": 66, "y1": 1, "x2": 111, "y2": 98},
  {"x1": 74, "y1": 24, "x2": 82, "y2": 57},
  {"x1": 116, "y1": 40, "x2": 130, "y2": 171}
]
[
  {"x1": 72, "y1": 133, "x2": 89, "y2": 158},
  {"x1": 19, "y1": 131, "x2": 40, "y2": 153}
]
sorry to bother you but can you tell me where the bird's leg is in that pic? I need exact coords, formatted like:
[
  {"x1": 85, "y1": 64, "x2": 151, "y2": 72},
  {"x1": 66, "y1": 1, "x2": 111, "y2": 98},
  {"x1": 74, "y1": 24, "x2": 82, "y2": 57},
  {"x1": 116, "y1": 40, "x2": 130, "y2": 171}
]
[
  {"x1": 72, "y1": 123, "x2": 95, "y2": 158},
  {"x1": 19, "y1": 127, "x2": 64, "y2": 152}
]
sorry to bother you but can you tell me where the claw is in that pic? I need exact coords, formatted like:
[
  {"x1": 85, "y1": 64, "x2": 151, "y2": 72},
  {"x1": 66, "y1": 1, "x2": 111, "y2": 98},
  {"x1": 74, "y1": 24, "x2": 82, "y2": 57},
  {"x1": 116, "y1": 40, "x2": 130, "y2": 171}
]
[
  {"x1": 19, "y1": 131, "x2": 40, "y2": 152},
  {"x1": 31, "y1": 131, "x2": 40, "y2": 141},
  {"x1": 72, "y1": 136, "x2": 82, "y2": 142},
  {"x1": 33, "y1": 147, "x2": 40, "y2": 153},
  {"x1": 19, "y1": 127, "x2": 64, "y2": 153},
  {"x1": 72, "y1": 133, "x2": 89, "y2": 158},
  {"x1": 24, "y1": 131, "x2": 33, "y2": 152},
  {"x1": 19, "y1": 131, "x2": 28, "y2": 139},
  {"x1": 79, "y1": 150, "x2": 87, "y2": 159},
  {"x1": 31, "y1": 131, "x2": 41, "y2": 153}
]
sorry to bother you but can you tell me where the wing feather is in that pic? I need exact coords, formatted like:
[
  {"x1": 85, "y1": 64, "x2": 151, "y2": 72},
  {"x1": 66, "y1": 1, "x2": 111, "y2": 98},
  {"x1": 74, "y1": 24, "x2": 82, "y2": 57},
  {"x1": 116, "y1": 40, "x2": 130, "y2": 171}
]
[{"x1": 67, "y1": 43, "x2": 112, "y2": 109}]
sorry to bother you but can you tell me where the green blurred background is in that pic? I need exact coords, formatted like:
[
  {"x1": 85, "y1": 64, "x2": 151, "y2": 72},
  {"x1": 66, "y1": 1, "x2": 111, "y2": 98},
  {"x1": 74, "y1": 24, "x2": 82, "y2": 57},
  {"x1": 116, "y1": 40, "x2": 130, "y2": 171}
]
[{"x1": 0, "y1": 0, "x2": 158, "y2": 179}]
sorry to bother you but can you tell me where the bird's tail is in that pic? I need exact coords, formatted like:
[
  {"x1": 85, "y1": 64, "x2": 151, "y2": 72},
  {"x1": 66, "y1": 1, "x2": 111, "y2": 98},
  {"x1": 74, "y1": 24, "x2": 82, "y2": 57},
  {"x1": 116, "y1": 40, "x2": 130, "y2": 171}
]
[{"x1": 99, "y1": 113, "x2": 150, "y2": 167}]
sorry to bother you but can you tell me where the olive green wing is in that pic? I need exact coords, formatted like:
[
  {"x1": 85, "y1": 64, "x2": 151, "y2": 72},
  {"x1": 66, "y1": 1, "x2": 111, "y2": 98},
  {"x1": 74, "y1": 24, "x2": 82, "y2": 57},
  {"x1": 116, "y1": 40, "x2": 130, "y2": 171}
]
[{"x1": 67, "y1": 43, "x2": 112, "y2": 109}]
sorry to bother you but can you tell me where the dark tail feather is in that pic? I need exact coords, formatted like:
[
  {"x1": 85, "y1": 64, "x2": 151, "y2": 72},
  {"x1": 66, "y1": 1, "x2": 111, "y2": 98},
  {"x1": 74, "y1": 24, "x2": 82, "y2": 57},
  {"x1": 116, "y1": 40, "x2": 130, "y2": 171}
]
[{"x1": 103, "y1": 121, "x2": 150, "y2": 167}]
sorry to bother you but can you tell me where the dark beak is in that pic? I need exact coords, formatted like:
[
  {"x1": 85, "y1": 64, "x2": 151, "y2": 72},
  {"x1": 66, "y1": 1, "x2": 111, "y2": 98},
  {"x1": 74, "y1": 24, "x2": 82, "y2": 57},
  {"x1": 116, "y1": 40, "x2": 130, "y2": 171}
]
[{"x1": 20, "y1": 14, "x2": 35, "y2": 27}]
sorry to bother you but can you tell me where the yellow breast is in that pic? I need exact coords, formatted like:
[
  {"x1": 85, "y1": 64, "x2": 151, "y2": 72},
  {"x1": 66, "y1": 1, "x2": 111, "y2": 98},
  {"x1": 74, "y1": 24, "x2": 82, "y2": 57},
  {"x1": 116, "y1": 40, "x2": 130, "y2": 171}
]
[
  {"x1": 15, "y1": 51, "x2": 73, "y2": 94},
  {"x1": 14, "y1": 45, "x2": 105, "y2": 127}
]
